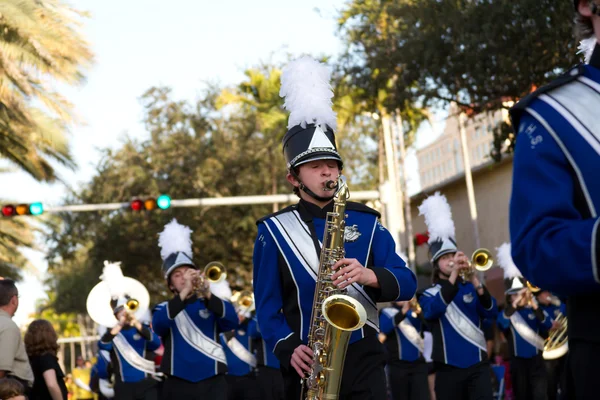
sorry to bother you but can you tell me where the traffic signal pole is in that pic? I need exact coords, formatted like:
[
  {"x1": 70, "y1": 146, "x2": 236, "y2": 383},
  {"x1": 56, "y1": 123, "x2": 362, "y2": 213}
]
[{"x1": 36, "y1": 191, "x2": 381, "y2": 214}]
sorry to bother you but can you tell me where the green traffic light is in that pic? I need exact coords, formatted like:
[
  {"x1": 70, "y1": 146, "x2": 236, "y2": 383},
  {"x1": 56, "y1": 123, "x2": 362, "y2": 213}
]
[
  {"x1": 29, "y1": 202, "x2": 44, "y2": 216},
  {"x1": 157, "y1": 195, "x2": 171, "y2": 210}
]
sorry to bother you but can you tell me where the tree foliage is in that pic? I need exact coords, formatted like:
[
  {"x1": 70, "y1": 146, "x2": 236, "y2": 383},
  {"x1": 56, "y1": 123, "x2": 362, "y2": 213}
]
[{"x1": 338, "y1": 0, "x2": 579, "y2": 157}]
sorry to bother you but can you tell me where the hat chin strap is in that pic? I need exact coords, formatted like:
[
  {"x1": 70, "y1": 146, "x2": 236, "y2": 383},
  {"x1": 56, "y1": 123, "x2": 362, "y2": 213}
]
[{"x1": 290, "y1": 169, "x2": 335, "y2": 203}]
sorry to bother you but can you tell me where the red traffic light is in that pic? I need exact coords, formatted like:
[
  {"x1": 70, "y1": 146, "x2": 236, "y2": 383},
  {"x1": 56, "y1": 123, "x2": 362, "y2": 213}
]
[
  {"x1": 130, "y1": 199, "x2": 144, "y2": 211},
  {"x1": 2, "y1": 205, "x2": 16, "y2": 217}
]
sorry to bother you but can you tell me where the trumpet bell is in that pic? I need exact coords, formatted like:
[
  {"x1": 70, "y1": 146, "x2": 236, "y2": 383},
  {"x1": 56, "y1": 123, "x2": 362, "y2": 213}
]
[
  {"x1": 527, "y1": 280, "x2": 542, "y2": 293},
  {"x1": 204, "y1": 261, "x2": 227, "y2": 284},
  {"x1": 126, "y1": 298, "x2": 140, "y2": 312},
  {"x1": 472, "y1": 248, "x2": 493, "y2": 272}
]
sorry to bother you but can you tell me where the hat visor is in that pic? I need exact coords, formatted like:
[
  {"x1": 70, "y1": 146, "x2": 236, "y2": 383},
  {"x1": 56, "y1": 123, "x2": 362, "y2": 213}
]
[
  {"x1": 431, "y1": 248, "x2": 457, "y2": 263},
  {"x1": 289, "y1": 150, "x2": 343, "y2": 169},
  {"x1": 164, "y1": 262, "x2": 198, "y2": 280}
]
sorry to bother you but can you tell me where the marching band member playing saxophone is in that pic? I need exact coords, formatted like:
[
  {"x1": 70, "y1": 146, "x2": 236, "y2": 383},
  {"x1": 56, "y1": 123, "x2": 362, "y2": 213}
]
[
  {"x1": 509, "y1": 2, "x2": 600, "y2": 397},
  {"x1": 252, "y1": 57, "x2": 416, "y2": 400},
  {"x1": 152, "y1": 220, "x2": 238, "y2": 400},
  {"x1": 379, "y1": 296, "x2": 430, "y2": 400},
  {"x1": 495, "y1": 243, "x2": 551, "y2": 400},
  {"x1": 418, "y1": 193, "x2": 498, "y2": 400}
]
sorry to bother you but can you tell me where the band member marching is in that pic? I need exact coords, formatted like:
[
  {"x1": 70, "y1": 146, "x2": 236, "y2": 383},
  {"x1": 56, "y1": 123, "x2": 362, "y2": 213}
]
[
  {"x1": 535, "y1": 290, "x2": 568, "y2": 400},
  {"x1": 152, "y1": 219, "x2": 239, "y2": 400},
  {"x1": 508, "y1": 2, "x2": 600, "y2": 398},
  {"x1": 220, "y1": 290, "x2": 261, "y2": 400},
  {"x1": 418, "y1": 193, "x2": 498, "y2": 400},
  {"x1": 495, "y1": 243, "x2": 551, "y2": 400},
  {"x1": 252, "y1": 56, "x2": 417, "y2": 399},
  {"x1": 379, "y1": 296, "x2": 430, "y2": 400},
  {"x1": 87, "y1": 262, "x2": 160, "y2": 400}
]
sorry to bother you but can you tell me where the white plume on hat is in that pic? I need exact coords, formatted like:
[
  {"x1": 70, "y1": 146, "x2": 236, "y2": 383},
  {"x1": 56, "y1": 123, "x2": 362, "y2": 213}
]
[
  {"x1": 496, "y1": 242, "x2": 522, "y2": 279},
  {"x1": 100, "y1": 261, "x2": 126, "y2": 298},
  {"x1": 418, "y1": 192, "x2": 455, "y2": 244},
  {"x1": 578, "y1": 37, "x2": 597, "y2": 64},
  {"x1": 158, "y1": 219, "x2": 193, "y2": 260},
  {"x1": 279, "y1": 56, "x2": 337, "y2": 131},
  {"x1": 210, "y1": 279, "x2": 233, "y2": 301}
]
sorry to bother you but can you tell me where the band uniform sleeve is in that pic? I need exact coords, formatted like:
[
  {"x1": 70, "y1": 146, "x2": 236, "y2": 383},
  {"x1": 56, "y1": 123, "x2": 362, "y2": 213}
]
[
  {"x1": 510, "y1": 114, "x2": 600, "y2": 294},
  {"x1": 253, "y1": 223, "x2": 302, "y2": 369},
  {"x1": 99, "y1": 330, "x2": 115, "y2": 347},
  {"x1": 496, "y1": 311, "x2": 510, "y2": 332},
  {"x1": 368, "y1": 221, "x2": 417, "y2": 302},
  {"x1": 141, "y1": 324, "x2": 162, "y2": 351},
  {"x1": 379, "y1": 308, "x2": 399, "y2": 334},
  {"x1": 421, "y1": 282, "x2": 457, "y2": 320},
  {"x1": 215, "y1": 300, "x2": 239, "y2": 332},
  {"x1": 475, "y1": 286, "x2": 497, "y2": 319},
  {"x1": 151, "y1": 302, "x2": 171, "y2": 338},
  {"x1": 535, "y1": 309, "x2": 553, "y2": 332},
  {"x1": 247, "y1": 318, "x2": 260, "y2": 339}
]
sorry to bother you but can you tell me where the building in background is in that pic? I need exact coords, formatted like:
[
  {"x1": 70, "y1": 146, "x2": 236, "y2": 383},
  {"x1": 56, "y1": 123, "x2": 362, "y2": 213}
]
[{"x1": 417, "y1": 103, "x2": 508, "y2": 190}]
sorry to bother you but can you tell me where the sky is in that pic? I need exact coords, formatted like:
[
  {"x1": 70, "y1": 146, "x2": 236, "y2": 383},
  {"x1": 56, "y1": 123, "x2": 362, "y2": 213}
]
[{"x1": 1, "y1": 0, "x2": 445, "y2": 327}]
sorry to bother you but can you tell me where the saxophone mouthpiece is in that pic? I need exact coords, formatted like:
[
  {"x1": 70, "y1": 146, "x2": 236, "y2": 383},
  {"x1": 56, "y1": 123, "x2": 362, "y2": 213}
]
[{"x1": 324, "y1": 180, "x2": 338, "y2": 190}]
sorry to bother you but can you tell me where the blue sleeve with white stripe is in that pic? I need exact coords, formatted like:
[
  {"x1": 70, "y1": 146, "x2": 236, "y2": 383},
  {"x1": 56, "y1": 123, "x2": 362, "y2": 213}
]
[
  {"x1": 253, "y1": 223, "x2": 301, "y2": 367},
  {"x1": 510, "y1": 114, "x2": 600, "y2": 294},
  {"x1": 145, "y1": 325, "x2": 162, "y2": 352},
  {"x1": 151, "y1": 302, "x2": 171, "y2": 338},
  {"x1": 370, "y1": 222, "x2": 417, "y2": 302},
  {"x1": 476, "y1": 292, "x2": 498, "y2": 320},
  {"x1": 379, "y1": 308, "x2": 398, "y2": 335},
  {"x1": 247, "y1": 318, "x2": 260, "y2": 339},
  {"x1": 496, "y1": 311, "x2": 510, "y2": 332},
  {"x1": 421, "y1": 283, "x2": 457, "y2": 320}
]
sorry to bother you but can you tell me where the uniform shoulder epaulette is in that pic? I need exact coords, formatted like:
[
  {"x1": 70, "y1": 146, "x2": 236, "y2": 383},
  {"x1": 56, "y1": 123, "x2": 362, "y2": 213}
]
[
  {"x1": 509, "y1": 64, "x2": 585, "y2": 129},
  {"x1": 256, "y1": 204, "x2": 298, "y2": 225},
  {"x1": 152, "y1": 301, "x2": 167, "y2": 312},
  {"x1": 346, "y1": 201, "x2": 381, "y2": 218}
]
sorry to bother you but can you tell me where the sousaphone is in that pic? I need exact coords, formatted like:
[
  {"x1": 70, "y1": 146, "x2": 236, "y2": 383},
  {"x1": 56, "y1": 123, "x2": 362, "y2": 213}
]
[{"x1": 86, "y1": 261, "x2": 150, "y2": 328}]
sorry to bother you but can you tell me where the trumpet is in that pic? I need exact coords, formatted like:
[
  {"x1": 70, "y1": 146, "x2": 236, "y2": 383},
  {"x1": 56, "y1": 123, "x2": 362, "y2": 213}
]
[
  {"x1": 408, "y1": 297, "x2": 422, "y2": 317},
  {"x1": 192, "y1": 261, "x2": 227, "y2": 296},
  {"x1": 456, "y1": 248, "x2": 494, "y2": 281},
  {"x1": 232, "y1": 290, "x2": 255, "y2": 315},
  {"x1": 123, "y1": 298, "x2": 139, "y2": 323}
]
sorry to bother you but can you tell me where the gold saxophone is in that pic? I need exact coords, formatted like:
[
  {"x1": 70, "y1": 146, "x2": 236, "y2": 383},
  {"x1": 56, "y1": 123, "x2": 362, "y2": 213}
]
[{"x1": 302, "y1": 176, "x2": 367, "y2": 400}]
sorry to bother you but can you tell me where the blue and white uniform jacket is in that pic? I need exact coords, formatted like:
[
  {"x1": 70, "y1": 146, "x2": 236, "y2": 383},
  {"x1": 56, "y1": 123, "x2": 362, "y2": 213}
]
[
  {"x1": 99, "y1": 324, "x2": 161, "y2": 384},
  {"x1": 420, "y1": 280, "x2": 497, "y2": 368},
  {"x1": 497, "y1": 305, "x2": 552, "y2": 359},
  {"x1": 380, "y1": 305, "x2": 425, "y2": 363},
  {"x1": 248, "y1": 317, "x2": 280, "y2": 369},
  {"x1": 253, "y1": 199, "x2": 417, "y2": 369},
  {"x1": 219, "y1": 319, "x2": 256, "y2": 377},
  {"x1": 152, "y1": 294, "x2": 238, "y2": 382},
  {"x1": 509, "y1": 43, "x2": 600, "y2": 343}
]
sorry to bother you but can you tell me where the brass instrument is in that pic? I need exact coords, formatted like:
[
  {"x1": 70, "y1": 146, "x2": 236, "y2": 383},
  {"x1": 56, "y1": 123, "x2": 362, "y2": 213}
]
[
  {"x1": 302, "y1": 176, "x2": 367, "y2": 400},
  {"x1": 527, "y1": 280, "x2": 542, "y2": 294},
  {"x1": 408, "y1": 297, "x2": 421, "y2": 318},
  {"x1": 458, "y1": 248, "x2": 494, "y2": 281},
  {"x1": 123, "y1": 298, "x2": 140, "y2": 323},
  {"x1": 192, "y1": 261, "x2": 227, "y2": 296},
  {"x1": 231, "y1": 290, "x2": 255, "y2": 315},
  {"x1": 543, "y1": 313, "x2": 569, "y2": 360}
]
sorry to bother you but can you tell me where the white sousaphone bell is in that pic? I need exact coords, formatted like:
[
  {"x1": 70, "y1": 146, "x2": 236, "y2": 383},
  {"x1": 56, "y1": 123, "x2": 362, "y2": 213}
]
[{"x1": 86, "y1": 261, "x2": 150, "y2": 328}]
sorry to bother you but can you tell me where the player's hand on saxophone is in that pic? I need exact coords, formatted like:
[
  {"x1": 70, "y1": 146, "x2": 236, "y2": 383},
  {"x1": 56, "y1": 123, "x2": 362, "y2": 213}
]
[
  {"x1": 331, "y1": 258, "x2": 379, "y2": 289},
  {"x1": 291, "y1": 345, "x2": 313, "y2": 378}
]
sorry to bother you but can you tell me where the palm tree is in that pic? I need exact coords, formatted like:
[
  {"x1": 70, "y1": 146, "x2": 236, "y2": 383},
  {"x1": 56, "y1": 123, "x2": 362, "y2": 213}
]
[
  {"x1": 0, "y1": 0, "x2": 93, "y2": 280},
  {"x1": 0, "y1": 0, "x2": 93, "y2": 181}
]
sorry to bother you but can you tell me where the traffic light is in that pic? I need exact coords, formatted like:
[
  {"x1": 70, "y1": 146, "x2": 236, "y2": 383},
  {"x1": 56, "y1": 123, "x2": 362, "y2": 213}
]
[
  {"x1": 130, "y1": 195, "x2": 171, "y2": 211},
  {"x1": 1, "y1": 202, "x2": 44, "y2": 217}
]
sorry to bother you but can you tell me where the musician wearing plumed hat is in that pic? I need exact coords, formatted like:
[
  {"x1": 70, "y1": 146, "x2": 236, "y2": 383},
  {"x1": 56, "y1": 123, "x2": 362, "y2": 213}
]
[
  {"x1": 252, "y1": 56, "x2": 416, "y2": 399},
  {"x1": 495, "y1": 243, "x2": 552, "y2": 400},
  {"x1": 508, "y1": 1, "x2": 600, "y2": 397},
  {"x1": 151, "y1": 219, "x2": 239, "y2": 400},
  {"x1": 86, "y1": 261, "x2": 160, "y2": 400},
  {"x1": 418, "y1": 192, "x2": 497, "y2": 400}
]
